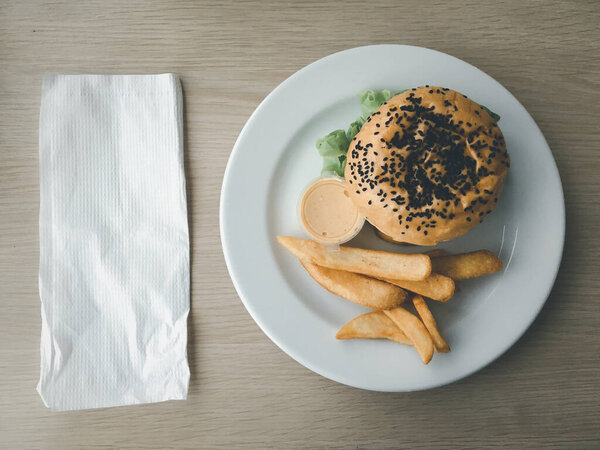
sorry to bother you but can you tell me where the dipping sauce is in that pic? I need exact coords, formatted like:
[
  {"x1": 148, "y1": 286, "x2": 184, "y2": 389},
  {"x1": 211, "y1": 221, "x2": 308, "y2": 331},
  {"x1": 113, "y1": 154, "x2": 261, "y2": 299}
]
[{"x1": 298, "y1": 177, "x2": 364, "y2": 244}]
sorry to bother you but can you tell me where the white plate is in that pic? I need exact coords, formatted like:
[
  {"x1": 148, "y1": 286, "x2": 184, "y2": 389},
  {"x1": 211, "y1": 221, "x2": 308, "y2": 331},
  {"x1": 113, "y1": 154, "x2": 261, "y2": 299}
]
[{"x1": 220, "y1": 45, "x2": 564, "y2": 391}]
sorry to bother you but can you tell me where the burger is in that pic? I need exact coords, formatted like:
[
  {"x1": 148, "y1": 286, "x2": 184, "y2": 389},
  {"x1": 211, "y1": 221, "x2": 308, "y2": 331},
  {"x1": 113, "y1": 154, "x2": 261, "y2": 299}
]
[{"x1": 344, "y1": 86, "x2": 510, "y2": 246}]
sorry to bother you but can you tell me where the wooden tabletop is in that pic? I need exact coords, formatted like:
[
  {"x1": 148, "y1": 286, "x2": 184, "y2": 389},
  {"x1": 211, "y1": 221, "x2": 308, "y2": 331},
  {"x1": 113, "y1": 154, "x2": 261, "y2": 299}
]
[{"x1": 1, "y1": 1, "x2": 599, "y2": 448}]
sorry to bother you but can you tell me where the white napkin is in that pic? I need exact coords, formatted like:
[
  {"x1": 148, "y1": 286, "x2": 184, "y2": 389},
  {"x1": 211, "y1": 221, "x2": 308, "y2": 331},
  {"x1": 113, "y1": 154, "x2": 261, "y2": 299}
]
[{"x1": 38, "y1": 74, "x2": 190, "y2": 411}]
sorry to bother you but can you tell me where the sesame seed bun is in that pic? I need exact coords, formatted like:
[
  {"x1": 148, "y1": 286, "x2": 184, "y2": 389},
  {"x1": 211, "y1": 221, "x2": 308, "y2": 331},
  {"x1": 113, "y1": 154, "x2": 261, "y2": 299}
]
[{"x1": 344, "y1": 86, "x2": 510, "y2": 246}]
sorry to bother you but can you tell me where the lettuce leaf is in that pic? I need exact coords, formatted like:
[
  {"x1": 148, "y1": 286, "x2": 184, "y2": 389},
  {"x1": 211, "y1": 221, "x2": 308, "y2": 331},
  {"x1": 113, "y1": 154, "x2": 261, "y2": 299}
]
[
  {"x1": 358, "y1": 89, "x2": 392, "y2": 118},
  {"x1": 479, "y1": 104, "x2": 501, "y2": 122},
  {"x1": 316, "y1": 130, "x2": 349, "y2": 176},
  {"x1": 316, "y1": 129, "x2": 348, "y2": 157},
  {"x1": 316, "y1": 90, "x2": 399, "y2": 176},
  {"x1": 346, "y1": 116, "x2": 366, "y2": 141},
  {"x1": 321, "y1": 155, "x2": 345, "y2": 176}
]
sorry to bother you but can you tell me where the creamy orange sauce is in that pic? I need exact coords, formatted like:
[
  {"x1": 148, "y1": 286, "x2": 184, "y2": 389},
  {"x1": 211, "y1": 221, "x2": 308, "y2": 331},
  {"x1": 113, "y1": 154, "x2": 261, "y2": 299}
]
[{"x1": 299, "y1": 178, "x2": 364, "y2": 244}]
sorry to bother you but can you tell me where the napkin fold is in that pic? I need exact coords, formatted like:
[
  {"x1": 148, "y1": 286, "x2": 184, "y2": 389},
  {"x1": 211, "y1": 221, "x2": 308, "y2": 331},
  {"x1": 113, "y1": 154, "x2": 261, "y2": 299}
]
[{"x1": 38, "y1": 74, "x2": 190, "y2": 411}]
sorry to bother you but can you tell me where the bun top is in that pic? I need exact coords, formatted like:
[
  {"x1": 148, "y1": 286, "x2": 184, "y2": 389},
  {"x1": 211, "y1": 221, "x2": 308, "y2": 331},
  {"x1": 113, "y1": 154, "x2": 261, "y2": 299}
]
[{"x1": 344, "y1": 86, "x2": 510, "y2": 246}]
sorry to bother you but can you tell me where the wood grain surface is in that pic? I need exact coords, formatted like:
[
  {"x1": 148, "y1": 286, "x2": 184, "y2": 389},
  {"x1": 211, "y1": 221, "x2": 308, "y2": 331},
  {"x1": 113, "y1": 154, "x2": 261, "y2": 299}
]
[{"x1": 1, "y1": 0, "x2": 599, "y2": 448}]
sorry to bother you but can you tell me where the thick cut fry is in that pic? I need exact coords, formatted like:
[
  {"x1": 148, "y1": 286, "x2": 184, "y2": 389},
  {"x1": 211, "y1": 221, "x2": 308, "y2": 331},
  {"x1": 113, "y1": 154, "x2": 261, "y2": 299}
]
[
  {"x1": 431, "y1": 250, "x2": 502, "y2": 280},
  {"x1": 300, "y1": 260, "x2": 406, "y2": 309},
  {"x1": 382, "y1": 273, "x2": 455, "y2": 302},
  {"x1": 336, "y1": 311, "x2": 412, "y2": 345},
  {"x1": 384, "y1": 307, "x2": 434, "y2": 364},
  {"x1": 412, "y1": 295, "x2": 450, "y2": 353},
  {"x1": 278, "y1": 236, "x2": 431, "y2": 281}
]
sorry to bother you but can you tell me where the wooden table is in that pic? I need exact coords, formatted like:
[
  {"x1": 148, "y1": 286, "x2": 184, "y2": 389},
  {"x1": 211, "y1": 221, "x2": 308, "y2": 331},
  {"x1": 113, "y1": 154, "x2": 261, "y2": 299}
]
[{"x1": 1, "y1": 1, "x2": 599, "y2": 448}]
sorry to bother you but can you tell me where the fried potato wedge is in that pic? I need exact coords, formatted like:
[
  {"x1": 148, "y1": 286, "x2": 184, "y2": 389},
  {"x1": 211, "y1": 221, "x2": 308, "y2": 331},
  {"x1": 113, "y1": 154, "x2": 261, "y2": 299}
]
[
  {"x1": 278, "y1": 236, "x2": 431, "y2": 281},
  {"x1": 412, "y1": 295, "x2": 450, "y2": 353},
  {"x1": 384, "y1": 307, "x2": 434, "y2": 364},
  {"x1": 300, "y1": 260, "x2": 407, "y2": 309},
  {"x1": 431, "y1": 250, "x2": 502, "y2": 280},
  {"x1": 336, "y1": 311, "x2": 411, "y2": 345},
  {"x1": 382, "y1": 273, "x2": 455, "y2": 302}
]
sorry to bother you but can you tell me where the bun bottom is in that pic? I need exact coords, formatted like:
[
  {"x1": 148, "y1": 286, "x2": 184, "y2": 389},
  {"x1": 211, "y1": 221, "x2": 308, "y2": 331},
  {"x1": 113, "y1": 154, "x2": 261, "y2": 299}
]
[{"x1": 374, "y1": 227, "x2": 414, "y2": 246}]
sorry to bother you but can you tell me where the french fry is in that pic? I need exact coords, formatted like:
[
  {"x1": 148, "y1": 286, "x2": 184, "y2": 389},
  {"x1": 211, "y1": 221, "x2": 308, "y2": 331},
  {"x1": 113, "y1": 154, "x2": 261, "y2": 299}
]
[
  {"x1": 382, "y1": 273, "x2": 455, "y2": 302},
  {"x1": 431, "y1": 250, "x2": 502, "y2": 280},
  {"x1": 424, "y1": 250, "x2": 460, "y2": 293},
  {"x1": 300, "y1": 260, "x2": 407, "y2": 310},
  {"x1": 278, "y1": 236, "x2": 431, "y2": 281},
  {"x1": 412, "y1": 295, "x2": 450, "y2": 353},
  {"x1": 336, "y1": 311, "x2": 412, "y2": 345},
  {"x1": 384, "y1": 307, "x2": 434, "y2": 364}
]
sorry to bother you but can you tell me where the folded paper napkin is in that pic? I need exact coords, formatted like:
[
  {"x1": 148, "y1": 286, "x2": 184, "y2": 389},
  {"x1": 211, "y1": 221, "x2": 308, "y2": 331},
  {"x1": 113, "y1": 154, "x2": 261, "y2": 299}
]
[{"x1": 38, "y1": 74, "x2": 190, "y2": 411}]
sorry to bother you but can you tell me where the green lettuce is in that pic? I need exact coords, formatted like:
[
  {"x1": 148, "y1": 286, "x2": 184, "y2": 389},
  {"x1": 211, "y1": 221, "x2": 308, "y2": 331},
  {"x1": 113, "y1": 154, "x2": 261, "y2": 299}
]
[
  {"x1": 316, "y1": 130, "x2": 349, "y2": 176},
  {"x1": 479, "y1": 104, "x2": 501, "y2": 122},
  {"x1": 357, "y1": 89, "x2": 392, "y2": 118},
  {"x1": 345, "y1": 116, "x2": 365, "y2": 142},
  {"x1": 316, "y1": 90, "x2": 393, "y2": 176}
]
